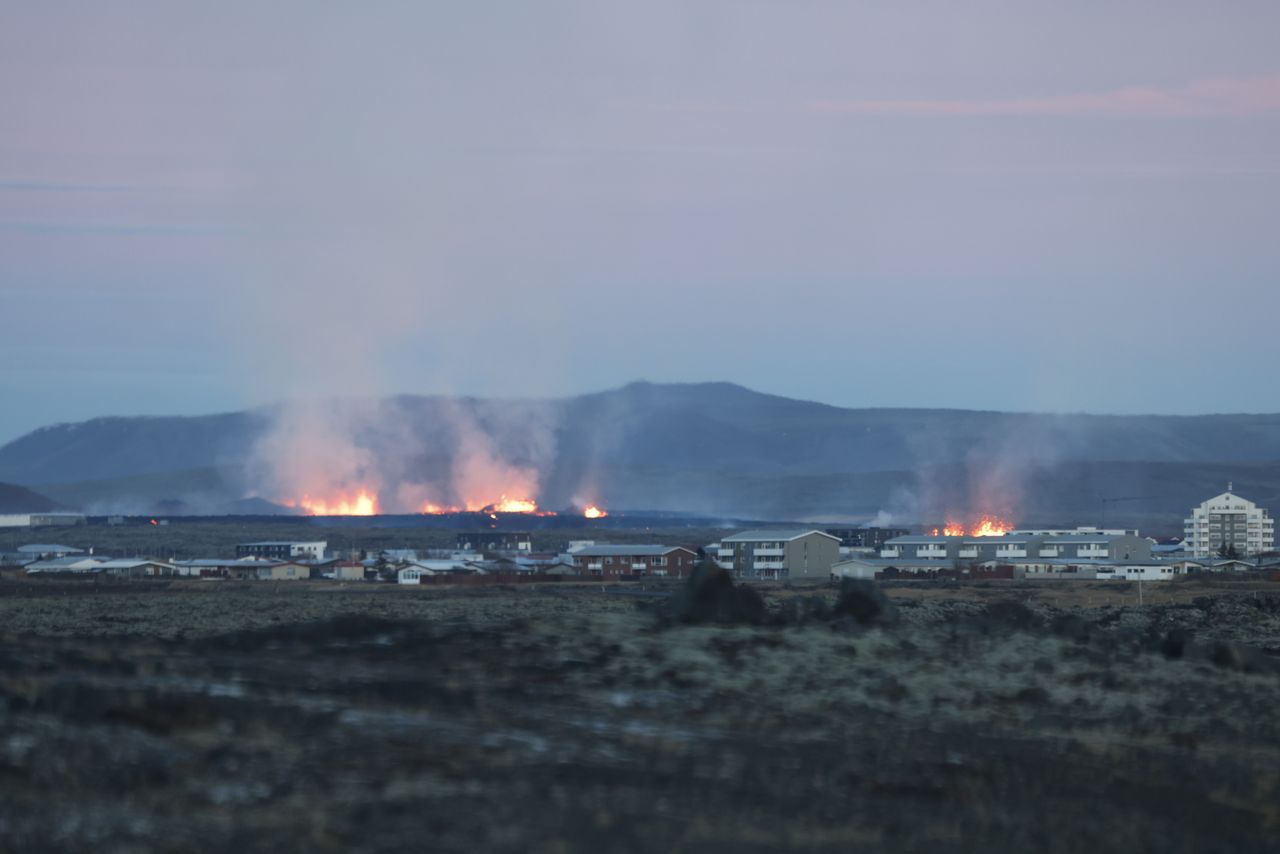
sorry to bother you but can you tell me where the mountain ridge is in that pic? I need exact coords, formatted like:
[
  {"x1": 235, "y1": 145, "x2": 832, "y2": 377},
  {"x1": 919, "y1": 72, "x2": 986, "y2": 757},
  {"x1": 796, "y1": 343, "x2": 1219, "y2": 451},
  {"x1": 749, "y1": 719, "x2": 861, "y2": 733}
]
[{"x1": 5, "y1": 381, "x2": 1280, "y2": 527}]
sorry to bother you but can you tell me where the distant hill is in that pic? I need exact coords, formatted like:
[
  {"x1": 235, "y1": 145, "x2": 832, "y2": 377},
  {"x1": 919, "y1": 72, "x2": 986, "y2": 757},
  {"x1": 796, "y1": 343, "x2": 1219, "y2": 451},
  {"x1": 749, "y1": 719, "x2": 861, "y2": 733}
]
[
  {"x1": 4, "y1": 381, "x2": 1280, "y2": 531},
  {"x1": 0, "y1": 481, "x2": 61, "y2": 513}
]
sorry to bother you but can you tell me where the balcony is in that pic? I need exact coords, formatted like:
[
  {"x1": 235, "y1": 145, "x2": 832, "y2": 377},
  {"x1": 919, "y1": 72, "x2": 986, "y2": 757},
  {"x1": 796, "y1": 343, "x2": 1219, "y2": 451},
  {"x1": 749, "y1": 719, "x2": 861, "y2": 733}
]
[
  {"x1": 958, "y1": 548, "x2": 978, "y2": 558},
  {"x1": 753, "y1": 548, "x2": 785, "y2": 557}
]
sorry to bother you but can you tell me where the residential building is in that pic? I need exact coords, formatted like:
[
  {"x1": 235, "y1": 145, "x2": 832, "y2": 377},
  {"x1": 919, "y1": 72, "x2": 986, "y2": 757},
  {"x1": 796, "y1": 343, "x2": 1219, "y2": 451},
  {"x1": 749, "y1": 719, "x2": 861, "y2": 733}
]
[
  {"x1": 0, "y1": 513, "x2": 86, "y2": 528},
  {"x1": 327, "y1": 561, "x2": 367, "y2": 581},
  {"x1": 1032, "y1": 533, "x2": 1150, "y2": 561},
  {"x1": 719, "y1": 530, "x2": 841, "y2": 580},
  {"x1": 571, "y1": 545, "x2": 698, "y2": 578},
  {"x1": 0, "y1": 553, "x2": 35, "y2": 570},
  {"x1": 1183, "y1": 485, "x2": 1274, "y2": 557},
  {"x1": 455, "y1": 532, "x2": 532, "y2": 553},
  {"x1": 173, "y1": 558, "x2": 280, "y2": 579},
  {"x1": 94, "y1": 559, "x2": 175, "y2": 578},
  {"x1": 881, "y1": 532, "x2": 1151, "y2": 563},
  {"x1": 835, "y1": 555, "x2": 1184, "y2": 582},
  {"x1": 254, "y1": 562, "x2": 308, "y2": 581},
  {"x1": 17, "y1": 544, "x2": 84, "y2": 558},
  {"x1": 824, "y1": 526, "x2": 910, "y2": 550},
  {"x1": 235, "y1": 541, "x2": 328, "y2": 560},
  {"x1": 398, "y1": 566, "x2": 426, "y2": 585},
  {"x1": 1011, "y1": 560, "x2": 1182, "y2": 582},
  {"x1": 879, "y1": 535, "x2": 961, "y2": 561},
  {"x1": 1011, "y1": 527, "x2": 1138, "y2": 537},
  {"x1": 25, "y1": 556, "x2": 106, "y2": 573}
]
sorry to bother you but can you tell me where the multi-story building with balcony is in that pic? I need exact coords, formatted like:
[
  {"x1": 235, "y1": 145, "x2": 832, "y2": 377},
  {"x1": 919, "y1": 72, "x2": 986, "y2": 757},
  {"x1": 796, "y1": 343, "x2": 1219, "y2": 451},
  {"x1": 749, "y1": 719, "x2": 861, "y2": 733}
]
[
  {"x1": 1184, "y1": 486, "x2": 1274, "y2": 557},
  {"x1": 570, "y1": 545, "x2": 698, "y2": 578},
  {"x1": 236, "y1": 540, "x2": 327, "y2": 560},
  {"x1": 823, "y1": 526, "x2": 910, "y2": 550},
  {"x1": 719, "y1": 529, "x2": 841, "y2": 580},
  {"x1": 882, "y1": 531, "x2": 1151, "y2": 563}
]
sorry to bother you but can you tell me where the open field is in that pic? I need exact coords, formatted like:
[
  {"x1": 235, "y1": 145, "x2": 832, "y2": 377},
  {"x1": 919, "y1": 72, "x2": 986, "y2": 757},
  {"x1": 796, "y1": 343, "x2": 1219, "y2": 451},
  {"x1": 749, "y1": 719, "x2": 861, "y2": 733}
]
[{"x1": 2, "y1": 577, "x2": 1279, "y2": 851}]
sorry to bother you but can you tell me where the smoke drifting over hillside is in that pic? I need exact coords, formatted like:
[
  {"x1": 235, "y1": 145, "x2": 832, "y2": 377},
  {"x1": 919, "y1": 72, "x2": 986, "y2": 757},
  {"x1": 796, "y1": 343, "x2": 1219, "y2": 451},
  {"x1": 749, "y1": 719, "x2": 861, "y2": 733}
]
[
  {"x1": 215, "y1": 10, "x2": 584, "y2": 516},
  {"x1": 874, "y1": 416, "x2": 1074, "y2": 528},
  {"x1": 243, "y1": 396, "x2": 567, "y2": 515}
]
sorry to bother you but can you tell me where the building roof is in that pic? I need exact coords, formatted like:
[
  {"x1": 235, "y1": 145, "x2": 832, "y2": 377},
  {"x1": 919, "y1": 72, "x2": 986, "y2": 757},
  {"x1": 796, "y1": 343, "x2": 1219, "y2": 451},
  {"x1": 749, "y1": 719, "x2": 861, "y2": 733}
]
[
  {"x1": 25, "y1": 556, "x2": 106, "y2": 570},
  {"x1": 837, "y1": 556, "x2": 1191, "y2": 569},
  {"x1": 96, "y1": 559, "x2": 172, "y2": 570},
  {"x1": 721, "y1": 529, "x2": 840, "y2": 543},
  {"x1": 996, "y1": 558, "x2": 1170, "y2": 567},
  {"x1": 238, "y1": 541, "x2": 326, "y2": 547},
  {"x1": 834, "y1": 557, "x2": 950, "y2": 569},
  {"x1": 409, "y1": 559, "x2": 475, "y2": 571},
  {"x1": 573, "y1": 544, "x2": 695, "y2": 557},
  {"x1": 884, "y1": 536, "x2": 949, "y2": 545},
  {"x1": 17, "y1": 544, "x2": 84, "y2": 554},
  {"x1": 962, "y1": 536, "x2": 1035, "y2": 544},
  {"x1": 175, "y1": 558, "x2": 282, "y2": 568}
]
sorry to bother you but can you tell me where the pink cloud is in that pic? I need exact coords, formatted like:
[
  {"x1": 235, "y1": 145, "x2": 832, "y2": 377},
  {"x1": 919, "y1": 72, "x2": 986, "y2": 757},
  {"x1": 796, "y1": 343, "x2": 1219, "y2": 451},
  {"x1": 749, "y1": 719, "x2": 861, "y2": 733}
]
[{"x1": 810, "y1": 75, "x2": 1280, "y2": 118}]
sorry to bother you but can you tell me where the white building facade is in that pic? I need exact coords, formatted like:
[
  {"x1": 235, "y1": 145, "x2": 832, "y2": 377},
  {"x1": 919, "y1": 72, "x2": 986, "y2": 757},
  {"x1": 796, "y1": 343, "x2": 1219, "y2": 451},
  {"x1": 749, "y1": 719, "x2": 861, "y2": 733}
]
[{"x1": 1184, "y1": 486, "x2": 1274, "y2": 557}]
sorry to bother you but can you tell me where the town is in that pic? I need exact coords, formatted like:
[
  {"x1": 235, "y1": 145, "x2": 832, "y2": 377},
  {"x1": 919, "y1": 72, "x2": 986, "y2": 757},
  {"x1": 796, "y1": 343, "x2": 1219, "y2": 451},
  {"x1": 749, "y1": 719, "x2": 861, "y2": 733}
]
[{"x1": 4, "y1": 485, "x2": 1278, "y2": 586}]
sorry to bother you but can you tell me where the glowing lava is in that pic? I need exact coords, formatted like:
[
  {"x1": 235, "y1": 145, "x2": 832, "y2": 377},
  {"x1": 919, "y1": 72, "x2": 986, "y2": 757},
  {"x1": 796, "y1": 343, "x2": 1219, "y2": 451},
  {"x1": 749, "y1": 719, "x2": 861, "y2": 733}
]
[
  {"x1": 583, "y1": 505, "x2": 608, "y2": 519},
  {"x1": 285, "y1": 489, "x2": 379, "y2": 516},
  {"x1": 419, "y1": 497, "x2": 555, "y2": 515},
  {"x1": 931, "y1": 515, "x2": 1013, "y2": 537},
  {"x1": 489, "y1": 497, "x2": 539, "y2": 514},
  {"x1": 970, "y1": 516, "x2": 1012, "y2": 537}
]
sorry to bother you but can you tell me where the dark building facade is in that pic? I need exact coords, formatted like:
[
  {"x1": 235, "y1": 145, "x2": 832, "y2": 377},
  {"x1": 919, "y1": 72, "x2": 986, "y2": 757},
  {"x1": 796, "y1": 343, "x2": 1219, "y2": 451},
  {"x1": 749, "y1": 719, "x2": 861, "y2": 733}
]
[{"x1": 824, "y1": 527, "x2": 910, "y2": 550}]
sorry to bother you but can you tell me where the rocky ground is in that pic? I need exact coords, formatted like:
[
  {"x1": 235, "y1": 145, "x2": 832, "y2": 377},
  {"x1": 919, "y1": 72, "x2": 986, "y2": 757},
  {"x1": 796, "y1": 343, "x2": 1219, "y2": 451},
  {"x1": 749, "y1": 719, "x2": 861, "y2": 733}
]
[{"x1": 1, "y1": 575, "x2": 1279, "y2": 852}]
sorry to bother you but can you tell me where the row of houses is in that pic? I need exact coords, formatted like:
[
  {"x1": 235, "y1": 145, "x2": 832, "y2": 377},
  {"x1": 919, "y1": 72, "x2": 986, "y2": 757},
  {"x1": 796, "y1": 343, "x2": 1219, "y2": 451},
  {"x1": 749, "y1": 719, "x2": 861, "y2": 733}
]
[
  {"x1": 0, "y1": 513, "x2": 87, "y2": 529},
  {"x1": 822, "y1": 519, "x2": 1280, "y2": 582},
  {"x1": 9, "y1": 555, "x2": 369, "y2": 581},
  {"x1": 879, "y1": 529, "x2": 1151, "y2": 563},
  {"x1": 833, "y1": 554, "x2": 1273, "y2": 582}
]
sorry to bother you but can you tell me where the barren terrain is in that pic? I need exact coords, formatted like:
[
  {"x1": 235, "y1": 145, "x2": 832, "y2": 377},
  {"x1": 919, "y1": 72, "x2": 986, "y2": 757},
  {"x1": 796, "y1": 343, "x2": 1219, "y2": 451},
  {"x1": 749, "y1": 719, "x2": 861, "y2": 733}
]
[{"x1": 2, "y1": 577, "x2": 1279, "y2": 852}]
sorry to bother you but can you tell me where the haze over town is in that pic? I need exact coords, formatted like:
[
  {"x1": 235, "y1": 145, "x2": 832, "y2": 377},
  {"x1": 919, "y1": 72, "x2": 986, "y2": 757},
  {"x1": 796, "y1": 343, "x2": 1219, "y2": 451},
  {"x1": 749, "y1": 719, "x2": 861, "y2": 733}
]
[
  {"x1": 4, "y1": 2, "x2": 1280, "y2": 444},
  {"x1": 7, "y1": 6, "x2": 1280, "y2": 852}
]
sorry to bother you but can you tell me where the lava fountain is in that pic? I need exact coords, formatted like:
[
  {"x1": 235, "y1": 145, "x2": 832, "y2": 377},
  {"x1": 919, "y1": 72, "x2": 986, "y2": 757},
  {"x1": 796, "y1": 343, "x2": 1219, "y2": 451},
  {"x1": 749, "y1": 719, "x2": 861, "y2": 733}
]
[
  {"x1": 284, "y1": 489, "x2": 380, "y2": 516},
  {"x1": 931, "y1": 514, "x2": 1014, "y2": 537}
]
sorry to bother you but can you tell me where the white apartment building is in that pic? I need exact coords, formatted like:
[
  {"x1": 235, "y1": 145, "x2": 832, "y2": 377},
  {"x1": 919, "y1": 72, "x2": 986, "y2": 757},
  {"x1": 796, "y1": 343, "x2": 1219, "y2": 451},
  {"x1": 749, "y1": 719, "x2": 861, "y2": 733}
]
[{"x1": 1184, "y1": 485, "x2": 1274, "y2": 557}]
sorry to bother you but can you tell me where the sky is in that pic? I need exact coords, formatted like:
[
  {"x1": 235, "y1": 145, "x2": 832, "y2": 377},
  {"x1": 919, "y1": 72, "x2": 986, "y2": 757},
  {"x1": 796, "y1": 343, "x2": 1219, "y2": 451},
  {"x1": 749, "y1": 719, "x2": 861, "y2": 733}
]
[{"x1": 3, "y1": 1, "x2": 1280, "y2": 443}]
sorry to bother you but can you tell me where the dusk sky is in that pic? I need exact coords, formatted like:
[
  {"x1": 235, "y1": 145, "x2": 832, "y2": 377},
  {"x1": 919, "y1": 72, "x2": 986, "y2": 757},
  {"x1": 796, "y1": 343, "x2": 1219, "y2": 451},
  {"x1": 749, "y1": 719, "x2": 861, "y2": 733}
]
[{"x1": 4, "y1": 2, "x2": 1280, "y2": 443}]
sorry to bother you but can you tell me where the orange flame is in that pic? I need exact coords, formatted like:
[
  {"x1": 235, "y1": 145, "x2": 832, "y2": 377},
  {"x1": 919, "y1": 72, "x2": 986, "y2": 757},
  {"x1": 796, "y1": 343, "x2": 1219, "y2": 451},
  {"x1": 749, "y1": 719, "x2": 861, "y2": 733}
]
[
  {"x1": 421, "y1": 503, "x2": 463, "y2": 514},
  {"x1": 931, "y1": 515, "x2": 1013, "y2": 537},
  {"x1": 418, "y1": 496, "x2": 556, "y2": 515},
  {"x1": 284, "y1": 489, "x2": 379, "y2": 516},
  {"x1": 970, "y1": 515, "x2": 1012, "y2": 537},
  {"x1": 583, "y1": 505, "x2": 608, "y2": 519},
  {"x1": 490, "y1": 497, "x2": 539, "y2": 514}
]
